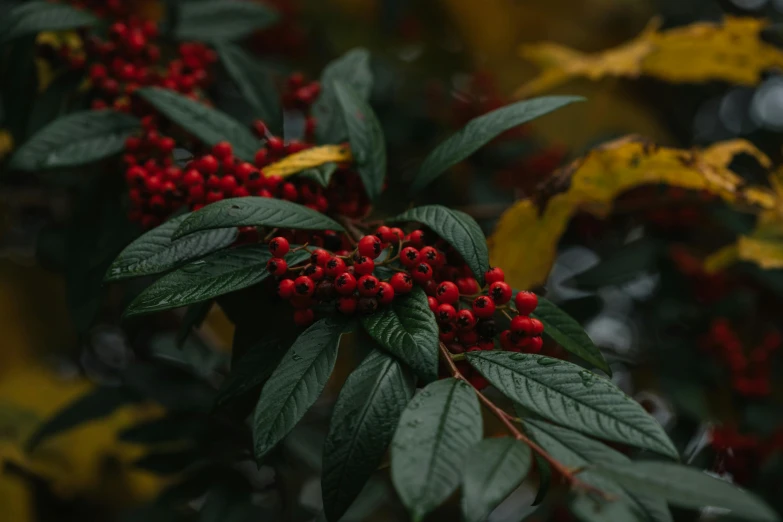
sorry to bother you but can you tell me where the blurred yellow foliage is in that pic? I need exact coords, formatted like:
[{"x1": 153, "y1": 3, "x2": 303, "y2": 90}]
[
  {"x1": 0, "y1": 131, "x2": 12, "y2": 161},
  {"x1": 489, "y1": 136, "x2": 775, "y2": 290},
  {"x1": 263, "y1": 144, "x2": 352, "y2": 178},
  {"x1": 515, "y1": 17, "x2": 783, "y2": 98}
]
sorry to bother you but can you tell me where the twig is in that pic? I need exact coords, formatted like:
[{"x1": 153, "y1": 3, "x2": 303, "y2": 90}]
[
  {"x1": 437, "y1": 342, "x2": 612, "y2": 500},
  {"x1": 336, "y1": 215, "x2": 362, "y2": 245}
]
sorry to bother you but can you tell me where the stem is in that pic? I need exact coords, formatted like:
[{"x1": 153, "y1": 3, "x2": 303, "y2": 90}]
[
  {"x1": 336, "y1": 215, "x2": 362, "y2": 245},
  {"x1": 437, "y1": 343, "x2": 612, "y2": 500}
]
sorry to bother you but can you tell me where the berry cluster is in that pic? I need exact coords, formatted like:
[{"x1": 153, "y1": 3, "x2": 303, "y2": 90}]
[
  {"x1": 264, "y1": 227, "x2": 544, "y2": 389},
  {"x1": 85, "y1": 20, "x2": 216, "y2": 112},
  {"x1": 700, "y1": 318, "x2": 780, "y2": 397},
  {"x1": 711, "y1": 426, "x2": 783, "y2": 485}
]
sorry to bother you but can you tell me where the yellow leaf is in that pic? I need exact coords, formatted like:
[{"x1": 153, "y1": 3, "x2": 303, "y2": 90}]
[
  {"x1": 515, "y1": 17, "x2": 783, "y2": 98},
  {"x1": 737, "y1": 235, "x2": 783, "y2": 270},
  {"x1": 263, "y1": 145, "x2": 352, "y2": 178},
  {"x1": 0, "y1": 130, "x2": 13, "y2": 161},
  {"x1": 489, "y1": 136, "x2": 773, "y2": 290}
]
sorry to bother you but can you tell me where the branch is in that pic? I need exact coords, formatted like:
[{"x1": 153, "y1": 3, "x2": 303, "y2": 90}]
[
  {"x1": 437, "y1": 343, "x2": 612, "y2": 500},
  {"x1": 336, "y1": 215, "x2": 362, "y2": 245}
]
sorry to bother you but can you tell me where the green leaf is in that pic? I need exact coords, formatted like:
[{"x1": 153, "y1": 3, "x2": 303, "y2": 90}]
[
  {"x1": 26, "y1": 386, "x2": 142, "y2": 451},
  {"x1": 177, "y1": 301, "x2": 214, "y2": 348},
  {"x1": 361, "y1": 287, "x2": 439, "y2": 382},
  {"x1": 10, "y1": 110, "x2": 140, "y2": 171},
  {"x1": 528, "y1": 295, "x2": 611, "y2": 375},
  {"x1": 522, "y1": 419, "x2": 672, "y2": 522},
  {"x1": 199, "y1": 484, "x2": 258, "y2": 522},
  {"x1": 253, "y1": 317, "x2": 346, "y2": 460},
  {"x1": 389, "y1": 205, "x2": 489, "y2": 285},
  {"x1": 106, "y1": 214, "x2": 238, "y2": 282},
  {"x1": 322, "y1": 349, "x2": 414, "y2": 522},
  {"x1": 566, "y1": 238, "x2": 663, "y2": 290},
  {"x1": 313, "y1": 48, "x2": 373, "y2": 144},
  {"x1": 0, "y1": 2, "x2": 98, "y2": 43},
  {"x1": 532, "y1": 454, "x2": 551, "y2": 506},
  {"x1": 461, "y1": 438, "x2": 532, "y2": 522},
  {"x1": 137, "y1": 87, "x2": 259, "y2": 162},
  {"x1": 299, "y1": 162, "x2": 338, "y2": 188},
  {"x1": 27, "y1": 69, "x2": 83, "y2": 137},
  {"x1": 215, "y1": 42, "x2": 282, "y2": 135},
  {"x1": 214, "y1": 335, "x2": 292, "y2": 409},
  {"x1": 174, "y1": 197, "x2": 344, "y2": 239},
  {"x1": 466, "y1": 351, "x2": 678, "y2": 458},
  {"x1": 124, "y1": 246, "x2": 309, "y2": 317},
  {"x1": 119, "y1": 413, "x2": 204, "y2": 444},
  {"x1": 391, "y1": 378, "x2": 482, "y2": 522},
  {"x1": 175, "y1": 0, "x2": 279, "y2": 42},
  {"x1": 410, "y1": 96, "x2": 584, "y2": 194},
  {"x1": 333, "y1": 80, "x2": 385, "y2": 201},
  {"x1": 594, "y1": 461, "x2": 779, "y2": 522}
]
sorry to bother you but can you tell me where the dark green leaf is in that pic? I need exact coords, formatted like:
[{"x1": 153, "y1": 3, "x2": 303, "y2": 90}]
[
  {"x1": 0, "y1": 2, "x2": 98, "y2": 43},
  {"x1": 529, "y1": 295, "x2": 611, "y2": 375},
  {"x1": 215, "y1": 42, "x2": 282, "y2": 135},
  {"x1": 333, "y1": 80, "x2": 385, "y2": 201},
  {"x1": 174, "y1": 197, "x2": 344, "y2": 239},
  {"x1": 391, "y1": 378, "x2": 482, "y2": 522},
  {"x1": 119, "y1": 413, "x2": 205, "y2": 444},
  {"x1": 322, "y1": 349, "x2": 414, "y2": 522},
  {"x1": 26, "y1": 386, "x2": 142, "y2": 450},
  {"x1": 466, "y1": 352, "x2": 678, "y2": 458},
  {"x1": 177, "y1": 301, "x2": 214, "y2": 348},
  {"x1": 361, "y1": 287, "x2": 439, "y2": 382},
  {"x1": 389, "y1": 205, "x2": 489, "y2": 285},
  {"x1": 137, "y1": 87, "x2": 259, "y2": 162},
  {"x1": 27, "y1": 70, "x2": 83, "y2": 137},
  {"x1": 133, "y1": 448, "x2": 201, "y2": 474},
  {"x1": 461, "y1": 438, "x2": 532, "y2": 522},
  {"x1": 10, "y1": 110, "x2": 140, "y2": 170},
  {"x1": 410, "y1": 96, "x2": 584, "y2": 194},
  {"x1": 594, "y1": 461, "x2": 779, "y2": 522},
  {"x1": 313, "y1": 48, "x2": 373, "y2": 144},
  {"x1": 532, "y1": 454, "x2": 551, "y2": 506},
  {"x1": 523, "y1": 419, "x2": 672, "y2": 522},
  {"x1": 214, "y1": 335, "x2": 292, "y2": 409},
  {"x1": 106, "y1": 214, "x2": 238, "y2": 282},
  {"x1": 567, "y1": 239, "x2": 663, "y2": 290},
  {"x1": 253, "y1": 317, "x2": 346, "y2": 460},
  {"x1": 299, "y1": 162, "x2": 338, "y2": 188},
  {"x1": 175, "y1": 0, "x2": 279, "y2": 42},
  {"x1": 124, "y1": 246, "x2": 309, "y2": 317},
  {"x1": 199, "y1": 483, "x2": 259, "y2": 522}
]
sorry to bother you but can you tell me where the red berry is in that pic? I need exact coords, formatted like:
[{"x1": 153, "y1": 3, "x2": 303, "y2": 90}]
[
  {"x1": 529, "y1": 318, "x2": 544, "y2": 335},
  {"x1": 294, "y1": 308, "x2": 315, "y2": 327},
  {"x1": 353, "y1": 256, "x2": 375, "y2": 275},
  {"x1": 233, "y1": 186, "x2": 251, "y2": 198},
  {"x1": 435, "y1": 281, "x2": 460, "y2": 305},
  {"x1": 472, "y1": 296, "x2": 496, "y2": 319},
  {"x1": 456, "y1": 277, "x2": 480, "y2": 295},
  {"x1": 324, "y1": 257, "x2": 347, "y2": 277},
  {"x1": 183, "y1": 169, "x2": 202, "y2": 186},
  {"x1": 439, "y1": 324, "x2": 456, "y2": 342},
  {"x1": 337, "y1": 296, "x2": 357, "y2": 315},
  {"x1": 278, "y1": 279, "x2": 295, "y2": 299},
  {"x1": 436, "y1": 304, "x2": 456, "y2": 324},
  {"x1": 478, "y1": 339, "x2": 494, "y2": 351},
  {"x1": 269, "y1": 237, "x2": 290, "y2": 256},
  {"x1": 375, "y1": 226, "x2": 398, "y2": 244},
  {"x1": 188, "y1": 185, "x2": 206, "y2": 202},
  {"x1": 400, "y1": 247, "x2": 421, "y2": 267},
  {"x1": 427, "y1": 296, "x2": 439, "y2": 312},
  {"x1": 510, "y1": 315, "x2": 535, "y2": 334},
  {"x1": 311, "y1": 249, "x2": 331, "y2": 267},
  {"x1": 485, "y1": 267, "x2": 505, "y2": 284},
  {"x1": 489, "y1": 281, "x2": 512, "y2": 304},
  {"x1": 267, "y1": 257, "x2": 288, "y2": 276},
  {"x1": 358, "y1": 297, "x2": 379, "y2": 315},
  {"x1": 267, "y1": 136, "x2": 285, "y2": 153},
  {"x1": 125, "y1": 165, "x2": 145, "y2": 185},
  {"x1": 390, "y1": 272, "x2": 413, "y2": 294},
  {"x1": 220, "y1": 175, "x2": 238, "y2": 194},
  {"x1": 499, "y1": 330, "x2": 515, "y2": 350},
  {"x1": 145, "y1": 175, "x2": 162, "y2": 193},
  {"x1": 411, "y1": 263, "x2": 433, "y2": 284},
  {"x1": 515, "y1": 291, "x2": 538, "y2": 315},
  {"x1": 212, "y1": 141, "x2": 233, "y2": 160},
  {"x1": 456, "y1": 309, "x2": 476, "y2": 331},
  {"x1": 469, "y1": 374, "x2": 489, "y2": 390},
  {"x1": 377, "y1": 282, "x2": 395, "y2": 305},
  {"x1": 522, "y1": 336, "x2": 544, "y2": 353},
  {"x1": 303, "y1": 264, "x2": 325, "y2": 281},
  {"x1": 199, "y1": 154, "x2": 219, "y2": 175},
  {"x1": 294, "y1": 276, "x2": 315, "y2": 296},
  {"x1": 358, "y1": 275, "x2": 379, "y2": 297},
  {"x1": 358, "y1": 235, "x2": 382, "y2": 259},
  {"x1": 254, "y1": 148, "x2": 269, "y2": 167},
  {"x1": 206, "y1": 190, "x2": 223, "y2": 204},
  {"x1": 420, "y1": 246, "x2": 442, "y2": 268},
  {"x1": 281, "y1": 182, "x2": 298, "y2": 201},
  {"x1": 335, "y1": 272, "x2": 357, "y2": 295},
  {"x1": 460, "y1": 330, "x2": 479, "y2": 345},
  {"x1": 407, "y1": 229, "x2": 425, "y2": 248}
]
